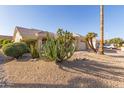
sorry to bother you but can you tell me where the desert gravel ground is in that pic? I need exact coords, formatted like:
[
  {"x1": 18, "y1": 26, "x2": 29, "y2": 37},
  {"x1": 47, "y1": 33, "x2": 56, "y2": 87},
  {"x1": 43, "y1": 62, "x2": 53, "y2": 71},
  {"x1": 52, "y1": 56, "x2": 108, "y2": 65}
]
[
  {"x1": 0, "y1": 51, "x2": 9, "y2": 87},
  {"x1": 3, "y1": 51, "x2": 124, "y2": 88}
]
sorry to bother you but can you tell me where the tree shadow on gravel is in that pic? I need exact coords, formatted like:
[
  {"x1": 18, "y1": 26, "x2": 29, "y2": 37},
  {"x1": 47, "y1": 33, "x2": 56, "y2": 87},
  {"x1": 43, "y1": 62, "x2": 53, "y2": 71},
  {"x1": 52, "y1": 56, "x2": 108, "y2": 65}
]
[
  {"x1": 57, "y1": 59, "x2": 124, "y2": 82},
  {"x1": 8, "y1": 76, "x2": 110, "y2": 88},
  {"x1": 110, "y1": 55, "x2": 124, "y2": 58},
  {"x1": 7, "y1": 58, "x2": 124, "y2": 88}
]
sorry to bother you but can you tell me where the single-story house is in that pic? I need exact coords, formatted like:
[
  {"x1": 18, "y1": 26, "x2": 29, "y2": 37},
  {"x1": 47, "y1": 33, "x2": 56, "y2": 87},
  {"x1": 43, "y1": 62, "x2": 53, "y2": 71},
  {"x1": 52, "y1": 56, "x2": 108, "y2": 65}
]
[
  {"x1": 13, "y1": 26, "x2": 54, "y2": 42},
  {"x1": 13, "y1": 26, "x2": 96, "y2": 51},
  {"x1": 13, "y1": 26, "x2": 54, "y2": 50}
]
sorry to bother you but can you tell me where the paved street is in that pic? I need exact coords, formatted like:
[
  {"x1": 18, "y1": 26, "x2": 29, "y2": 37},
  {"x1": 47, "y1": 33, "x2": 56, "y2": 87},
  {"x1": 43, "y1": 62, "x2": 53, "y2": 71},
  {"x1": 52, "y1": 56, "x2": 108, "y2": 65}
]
[{"x1": 105, "y1": 49, "x2": 124, "y2": 62}]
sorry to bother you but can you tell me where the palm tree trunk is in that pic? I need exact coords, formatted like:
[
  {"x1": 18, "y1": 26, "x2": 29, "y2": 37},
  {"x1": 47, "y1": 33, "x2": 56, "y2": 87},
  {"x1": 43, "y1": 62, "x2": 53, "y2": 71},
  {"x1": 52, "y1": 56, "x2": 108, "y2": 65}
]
[
  {"x1": 90, "y1": 39, "x2": 97, "y2": 53},
  {"x1": 87, "y1": 39, "x2": 97, "y2": 53},
  {"x1": 86, "y1": 39, "x2": 92, "y2": 50},
  {"x1": 98, "y1": 5, "x2": 104, "y2": 54}
]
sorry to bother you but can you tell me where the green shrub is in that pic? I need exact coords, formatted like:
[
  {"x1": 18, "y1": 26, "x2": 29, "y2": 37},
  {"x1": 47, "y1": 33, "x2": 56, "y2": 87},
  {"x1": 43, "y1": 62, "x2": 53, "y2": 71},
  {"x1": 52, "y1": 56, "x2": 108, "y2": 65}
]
[
  {"x1": 2, "y1": 39, "x2": 12, "y2": 46},
  {"x1": 40, "y1": 29, "x2": 75, "y2": 62},
  {"x1": 2, "y1": 42, "x2": 29, "y2": 59},
  {"x1": 0, "y1": 39, "x2": 4, "y2": 48},
  {"x1": 0, "y1": 39, "x2": 4, "y2": 44},
  {"x1": 0, "y1": 39, "x2": 12, "y2": 48}
]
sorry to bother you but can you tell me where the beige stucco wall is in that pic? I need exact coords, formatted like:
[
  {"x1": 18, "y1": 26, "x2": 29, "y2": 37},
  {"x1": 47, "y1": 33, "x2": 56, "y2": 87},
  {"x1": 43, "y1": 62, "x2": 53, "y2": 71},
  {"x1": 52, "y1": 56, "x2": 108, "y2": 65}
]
[
  {"x1": 75, "y1": 39, "x2": 87, "y2": 51},
  {"x1": 77, "y1": 42, "x2": 87, "y2": 51},
  {"x1": 75, "y1": 37, "x2": 97, "y2": 51},
  {"x1": 14, "y1": 31, "x2": 22, "y2": 42}
]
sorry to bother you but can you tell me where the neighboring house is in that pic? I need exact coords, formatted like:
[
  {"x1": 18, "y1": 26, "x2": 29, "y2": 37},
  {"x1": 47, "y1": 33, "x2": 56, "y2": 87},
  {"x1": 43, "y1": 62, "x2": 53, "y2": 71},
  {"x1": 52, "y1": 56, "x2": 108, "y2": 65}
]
[
  {"x1": 72, "y1": 33, "x2": 97, "y2": 51},
  {"x1": 0, "y1": 35, "x2": 12, "y2": 40}
]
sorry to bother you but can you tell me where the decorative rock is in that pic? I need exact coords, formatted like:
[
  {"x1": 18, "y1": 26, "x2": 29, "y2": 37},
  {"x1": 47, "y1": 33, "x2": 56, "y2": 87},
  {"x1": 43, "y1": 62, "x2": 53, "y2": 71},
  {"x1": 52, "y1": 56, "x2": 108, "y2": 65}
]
[
  {"x1": 6, "y1": 56, "x2": 14, "y2": 62},
  {"x1": 31, "y1": 58, "x2": 39, "y2": 62},
  {"x1": 0, "y1": 58, "x2": 4, "y2": 63},
  {"x1": 22, "y1": 53, "x2": 32, "y2": 59},
  {"x1": 0, "y1": 64, "x2": 9, "y2": 87}
]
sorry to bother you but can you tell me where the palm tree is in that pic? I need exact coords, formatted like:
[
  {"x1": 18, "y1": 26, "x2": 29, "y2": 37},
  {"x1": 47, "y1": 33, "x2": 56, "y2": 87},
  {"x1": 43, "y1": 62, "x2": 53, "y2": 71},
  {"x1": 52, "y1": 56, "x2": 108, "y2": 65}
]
[
  {"x1": 85, "y1": 32, "x2": 98, "y2": 53},
  {"x1": 98, "y1": 5, "x2": 104, "y2": 54}
]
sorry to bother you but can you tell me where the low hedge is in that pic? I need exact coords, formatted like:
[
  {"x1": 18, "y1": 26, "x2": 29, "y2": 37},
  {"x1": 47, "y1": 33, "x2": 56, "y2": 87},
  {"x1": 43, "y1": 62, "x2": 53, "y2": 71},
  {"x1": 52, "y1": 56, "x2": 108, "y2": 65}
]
[
  {"x1": 2, "y1": 42, "x2": 30, "y2": 59},
  {"x1": 0, "y1": 39, "x2": 12, "y2": 48}
]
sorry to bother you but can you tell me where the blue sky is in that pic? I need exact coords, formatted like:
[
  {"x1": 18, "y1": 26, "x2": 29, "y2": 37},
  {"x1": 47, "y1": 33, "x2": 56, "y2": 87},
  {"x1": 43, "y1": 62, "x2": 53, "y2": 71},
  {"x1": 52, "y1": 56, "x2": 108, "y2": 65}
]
[{"x1": 0, "y1": 5, "x2": 124, "y2": 39}]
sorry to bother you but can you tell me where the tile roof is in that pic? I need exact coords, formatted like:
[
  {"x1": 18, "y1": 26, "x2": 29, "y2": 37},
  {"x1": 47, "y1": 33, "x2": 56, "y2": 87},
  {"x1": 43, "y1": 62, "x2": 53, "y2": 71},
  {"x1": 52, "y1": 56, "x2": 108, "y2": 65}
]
[{"x1": 15, "y1": 26, "x2": 54, "y2": 40}]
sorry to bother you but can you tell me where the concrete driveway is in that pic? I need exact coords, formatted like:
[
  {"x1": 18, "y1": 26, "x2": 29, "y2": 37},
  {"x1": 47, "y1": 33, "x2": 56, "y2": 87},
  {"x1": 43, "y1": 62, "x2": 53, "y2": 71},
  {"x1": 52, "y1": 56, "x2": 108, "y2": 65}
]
[{"x1": 105, "y1": 49, "x2": 124, "y2": 62}]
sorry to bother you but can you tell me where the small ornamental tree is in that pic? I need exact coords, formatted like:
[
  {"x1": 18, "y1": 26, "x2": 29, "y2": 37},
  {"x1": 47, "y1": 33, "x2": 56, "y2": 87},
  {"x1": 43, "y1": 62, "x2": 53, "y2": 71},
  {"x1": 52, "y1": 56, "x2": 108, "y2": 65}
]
[
  {"x1": 85, "y1": 32, "x2": 98, "y2": 53},
  {"x1": 109, "y1": 38, "x2": 124, "y2": 47}
]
